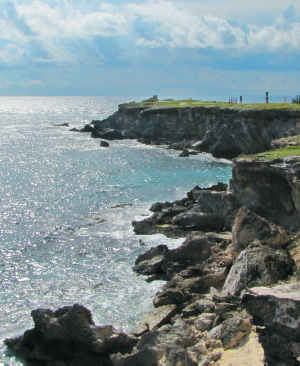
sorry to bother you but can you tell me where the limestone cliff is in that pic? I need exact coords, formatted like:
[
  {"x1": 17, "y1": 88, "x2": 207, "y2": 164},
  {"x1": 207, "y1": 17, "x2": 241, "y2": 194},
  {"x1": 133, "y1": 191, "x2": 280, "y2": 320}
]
[
  {"x1": 230, "y1": 156, "x2": 300, "y2": 231},
  {"x1": 92, "y1": 105, "x2": 300, "y2": 158}
]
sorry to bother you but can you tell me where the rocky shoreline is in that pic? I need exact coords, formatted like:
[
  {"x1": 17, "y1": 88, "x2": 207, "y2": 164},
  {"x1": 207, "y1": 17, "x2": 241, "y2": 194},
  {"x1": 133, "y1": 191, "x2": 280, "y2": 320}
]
[
  {"x1": 84, "y1": 103, "x2": 300, "y2": 158},
  {"x1": 5, "y1": 107, "x2": 300, "y2": 365}
]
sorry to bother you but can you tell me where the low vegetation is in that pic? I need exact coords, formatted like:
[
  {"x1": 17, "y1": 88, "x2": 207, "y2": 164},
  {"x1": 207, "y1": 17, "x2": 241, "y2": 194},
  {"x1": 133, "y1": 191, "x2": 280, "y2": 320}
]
[
  {"x1": 241, "y1": 145, "x2": 300, "y2": 161},
  {"x1": 119, "y1": 99, "x2": 300, "y2": 110}
]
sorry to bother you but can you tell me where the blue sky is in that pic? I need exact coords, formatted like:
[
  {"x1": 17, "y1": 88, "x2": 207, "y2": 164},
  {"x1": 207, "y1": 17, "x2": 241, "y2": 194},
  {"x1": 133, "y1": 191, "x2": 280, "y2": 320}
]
[{"x1": 0, "y1": 0, "x2": 299, "y2": 97}]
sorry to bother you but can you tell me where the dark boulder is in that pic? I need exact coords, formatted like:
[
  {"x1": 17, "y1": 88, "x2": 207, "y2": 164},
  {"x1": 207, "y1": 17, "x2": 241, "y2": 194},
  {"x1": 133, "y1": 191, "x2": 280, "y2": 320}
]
[
  {"x1": 69, "y1": 127, "x2": 80, "y2": 132},
  {"x1": 161, "y1": 235, "x2": 212, "y2": 279},
  {"x1": 179, "y1": 149, "x2": 190, "y2": 157},
  {"x1": 81, "y1": 124, "x2": 95, "y2": 133},
  {"x1": 133, "y1": 244, "x2": 169, "y2": 275},
  {"x1": 4, "y1": 304, "x2": 137, "y2": 365},
  {"x1": 101, "y1": 129, "x2": 123, "y2": 140},
  {"x1": 100, "y1": 140, "x2": 110, "y2": 147}
]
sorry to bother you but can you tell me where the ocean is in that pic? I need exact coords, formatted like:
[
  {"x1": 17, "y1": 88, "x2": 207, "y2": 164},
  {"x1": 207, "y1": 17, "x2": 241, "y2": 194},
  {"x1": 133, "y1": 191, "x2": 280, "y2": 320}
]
[{"x1": 0, "y1": 96, "x2": 233, "y2": 363}]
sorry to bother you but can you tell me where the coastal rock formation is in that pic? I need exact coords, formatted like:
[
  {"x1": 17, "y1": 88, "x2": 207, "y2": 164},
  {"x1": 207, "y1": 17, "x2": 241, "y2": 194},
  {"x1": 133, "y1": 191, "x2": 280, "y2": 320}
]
[
  {"x1": 132, "y1": 183, "x2": 238, "y2": 238},
  {"x1": 243, "y1": 283, "x2": 300, "y2": 365},
  {"x1": 222, "y1": 240, "x2": 294, "y2": 297},
  {"x1": 173, "y1": 191, "x2": 238, "y2": 231},
  {"x1": 4, "y1": 304, "x2": 137, "y2": 365},
  {"x1": 232, "y1": 206, "x2": 291, "y2": 252},
  {"x1": 230, "y1": 156, "x2": 300, "y2": 231},
  {"x1": 91, "y1": 105, "x2": 300, "y2": 158},
  {"x1": 133, "y1": 244, "x2": 168, "y2": 275},
  {"x1": 6, "y1": 148, "x2": 300, "y2": 365}
]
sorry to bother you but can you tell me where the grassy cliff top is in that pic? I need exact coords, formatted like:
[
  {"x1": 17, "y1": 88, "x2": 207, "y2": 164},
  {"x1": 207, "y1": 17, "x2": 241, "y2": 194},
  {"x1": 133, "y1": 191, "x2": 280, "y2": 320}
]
[
  {"x1": 239, "y1": 136, "x2": 300, "y2": 161},
  {"x1": 119, "y1": 99, "x2": 300, "y2": 110},
  {"x1": 247, "y1": 146, "x2": 300, "y2": 160}
]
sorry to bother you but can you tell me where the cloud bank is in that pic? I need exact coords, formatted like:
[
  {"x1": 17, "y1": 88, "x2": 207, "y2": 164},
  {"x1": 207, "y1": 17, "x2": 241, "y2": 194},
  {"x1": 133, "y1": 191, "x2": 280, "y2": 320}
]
[{"x1": 0, "y1": 0, "x2": 299, "y2": 95}]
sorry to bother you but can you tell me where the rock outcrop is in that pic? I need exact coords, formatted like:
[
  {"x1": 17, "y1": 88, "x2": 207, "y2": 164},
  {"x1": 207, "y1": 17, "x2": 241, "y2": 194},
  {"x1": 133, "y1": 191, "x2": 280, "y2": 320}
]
[
  {"x1": 243, "y1": 283, "x2": 300, "y2": 365},
  {"x1": 232, "y1": 206, "x2": 291, "y2": 252},
  {"x1": 4, "y1": 304, "x2": 137, "y2": 365},
  {"x1": 90, "y1": 105, "x2": 300, "y2": 158},
  {"x1": 230, "y1": 156, "x2": 300, "y2": 231},
  {"x1": 132, "y1": 183, "x2": 238, "y2": 238},
  {"x1": 222, "y1": 240, "x2": 294, "y2": 297}
]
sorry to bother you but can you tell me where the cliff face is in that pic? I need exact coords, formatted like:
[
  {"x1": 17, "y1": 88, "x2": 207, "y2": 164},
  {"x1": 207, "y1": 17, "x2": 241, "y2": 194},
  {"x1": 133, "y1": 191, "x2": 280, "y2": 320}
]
[
  {"x1": 93, "y1": 106, "x2": 300, "y2": 158},
  {"x1": 230, "y1": 157, "x2": 300, "y2": 231}
]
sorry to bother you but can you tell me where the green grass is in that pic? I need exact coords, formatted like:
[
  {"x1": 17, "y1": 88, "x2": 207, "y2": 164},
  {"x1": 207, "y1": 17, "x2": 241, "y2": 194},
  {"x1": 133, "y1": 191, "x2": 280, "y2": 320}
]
[
  {"x1": 240, "y1": 145, "x2": 300, "y2": 161},
  {"x1": 119, "y1": 99, "x2": 300, "y2": 110}
]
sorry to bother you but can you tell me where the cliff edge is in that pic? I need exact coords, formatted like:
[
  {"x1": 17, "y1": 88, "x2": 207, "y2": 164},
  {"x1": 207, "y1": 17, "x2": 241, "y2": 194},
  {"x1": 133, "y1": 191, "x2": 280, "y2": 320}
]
[{"x1": 90, "y1": 104, "x2": 300, "y2": 158}]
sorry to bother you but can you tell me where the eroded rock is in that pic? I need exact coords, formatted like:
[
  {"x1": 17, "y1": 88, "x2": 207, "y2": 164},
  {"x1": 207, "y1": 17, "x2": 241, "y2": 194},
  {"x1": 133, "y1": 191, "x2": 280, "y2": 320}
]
[
  {"x1": 173, "y1": 191, "x2": 238, "y2": 231},
  {"x1": 242, "y1": 283, "x2": 300, "y2": 365},
  {"x1": 232, "y1": 206, "x2": 291, "y2": 252},
  {"x1": 133, "y1": 244, "x2": 169, "y2": 275},
  {"x1": 223, "y1": 241, "x2": 294, "y2": 297},
  {"x1": 4, "y1": 304, "x2": 137, "y2": 365}
]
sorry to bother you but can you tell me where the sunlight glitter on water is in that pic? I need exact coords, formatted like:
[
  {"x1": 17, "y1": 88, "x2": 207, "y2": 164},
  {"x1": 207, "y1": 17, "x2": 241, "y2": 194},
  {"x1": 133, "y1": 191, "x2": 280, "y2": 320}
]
[{"x1": 0, "y1": 96, "x2": 232, "y2": 363}]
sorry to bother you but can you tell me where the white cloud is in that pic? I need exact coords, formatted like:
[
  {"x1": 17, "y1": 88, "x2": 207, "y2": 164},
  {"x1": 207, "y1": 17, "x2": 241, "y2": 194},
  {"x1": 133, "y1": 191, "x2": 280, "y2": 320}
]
[
  {"x1": 247, "y1": 5, "x2": 300, "y2": 52},
  {"x1": 0, "y1": 43, "x2": 24, "y2": 64},
  {"x1": 15, "y1": 1, "x2": 130, "y2": 40},
  {"x1": 128, "y1": 0, "x2": 245, "y2": 49},
  {"x1": 0, "y1": 0, "x2": 299, "y2": 71},
  {"x1": 128, "y1": 0, "x2": 300, "y2": 53}
]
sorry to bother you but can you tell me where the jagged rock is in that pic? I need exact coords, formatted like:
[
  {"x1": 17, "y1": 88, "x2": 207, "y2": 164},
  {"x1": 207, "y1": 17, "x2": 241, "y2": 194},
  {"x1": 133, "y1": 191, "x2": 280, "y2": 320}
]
[
  {"x1": 214, "y1": 301, "x2": 240, "y2": 316},
  {"x1": 100, "y1": 129, "x2": 123, "y2": 140},
  {"x1": 153, "y1": 288, "x2": 185, "y2": 307},
  {"x1": 149, "y1": 201, "x2": 171, "y2": 212},
  {"x1": 133, "y1": 244, "x2": 169, "y2": 275},
  {"x1": 81, "y1": 124, "x2": 95, "y2": 132},
  {"x1": 173, "y1": 191, "x2": 238, "y2": 231},
  {"x1": 4, "y1": 304, "x2": 137, "y2": 365},
  {"x1": 179, "y1": 149, "x2": 190, "y2": 157},
  {"x1": 161, "y1": 235, "x2": 212, "y2": 279},
  {"x1": 154, "y1": 250, "x2": 233, "y2": 307},
  {"x1": 69, "y1": 127, "x2": 80, "y2": 132},
  {"x1": 230, "y1": 157, "x2": 300, "y2": 231},
  {"x1": 186, "y1": 183, "x2": 228, "y2": 202},
  {"x1": 196, "y1": 299, "x2": 215, "y2": 314},
  {"x1": 242, "y1": 283, "x2": 300, "y2": 365},
  {"x1": 219, "y1": 311, "x2": 252, "y2": 350},
  {"x1": 132, "y1": 304, "x2": 177, "y2": 336},
  {"x1": 182, "y1": 301, "x2": 200, "y2": 318},
  {"x1": 222, "y1": 241, "x2": 294, "y2": 297},
  {"x1": 232, "y1": 206, "x2": 291, "y2": 252},
  {"x1": 111, "y1": 319, "x2": 195, "y2": 366},
  {"x1": 194, "y1": 313, "x2": 217, "y2": 331},
  {"x1": 92, "y1": 105, "x2": 300, "y2": 158}
]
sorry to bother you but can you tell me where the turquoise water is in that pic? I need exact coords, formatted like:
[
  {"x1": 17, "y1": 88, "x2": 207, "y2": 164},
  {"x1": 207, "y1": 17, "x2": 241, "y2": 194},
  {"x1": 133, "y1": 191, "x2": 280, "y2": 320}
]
[{"x1": 0, "y1": 96, "x2": 232, "y2": 363}]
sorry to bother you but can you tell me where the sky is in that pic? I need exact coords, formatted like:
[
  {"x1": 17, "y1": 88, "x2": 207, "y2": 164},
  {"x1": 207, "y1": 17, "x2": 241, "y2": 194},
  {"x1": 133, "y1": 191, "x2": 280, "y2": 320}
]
[{"x1": 0, "y1": 0, "x2": 299, "y2": 97}]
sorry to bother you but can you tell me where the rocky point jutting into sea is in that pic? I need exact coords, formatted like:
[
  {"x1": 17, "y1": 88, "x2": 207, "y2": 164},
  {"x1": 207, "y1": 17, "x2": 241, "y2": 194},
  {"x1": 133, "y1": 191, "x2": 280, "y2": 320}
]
[{"x1": 5, "y1": 99, "x2": 300, "y2": 365}]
